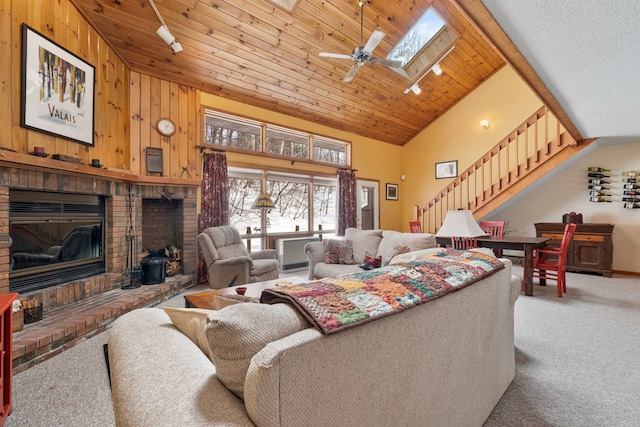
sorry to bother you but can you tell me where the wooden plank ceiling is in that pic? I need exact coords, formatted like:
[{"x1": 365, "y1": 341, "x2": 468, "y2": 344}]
[{"x1": 70, "y1": 0, "x2": 505, "y2": 146}]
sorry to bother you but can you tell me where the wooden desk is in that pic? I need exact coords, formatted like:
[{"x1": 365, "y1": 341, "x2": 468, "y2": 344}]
[
  {"x1": 184, "y1": 276, "x2": 307, "y2": 309},
  {"x1": 436, "y1": 236, "x2": 549, "y2": 296}
]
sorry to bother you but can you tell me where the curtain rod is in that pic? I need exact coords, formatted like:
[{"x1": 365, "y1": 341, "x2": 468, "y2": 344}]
[{"x1": 198, "y1": 145, "x2": 226, "y2": 153}]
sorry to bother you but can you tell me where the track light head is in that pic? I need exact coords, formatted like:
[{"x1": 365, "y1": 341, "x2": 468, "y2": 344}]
[
  {"x1": 432, "y1": 63, "x2": 442, "y2": 76},
  {"x1": 410, "y1": 83, "x2": 421, "y2": 95}
]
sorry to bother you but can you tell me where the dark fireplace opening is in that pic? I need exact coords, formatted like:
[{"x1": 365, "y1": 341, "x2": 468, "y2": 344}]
[{"x1": 9, "y1": 190, "x2": 106, "y2": 294}]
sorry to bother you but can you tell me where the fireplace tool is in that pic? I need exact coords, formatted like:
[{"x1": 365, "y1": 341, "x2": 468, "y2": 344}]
[{"x1": 122, "y1": 183, "x2": 142, "y2": 289}]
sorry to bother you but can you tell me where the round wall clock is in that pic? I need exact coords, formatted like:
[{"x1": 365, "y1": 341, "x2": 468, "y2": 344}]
[{"x1": 156, "y1": 118, "x2": 176, "y2": 137}]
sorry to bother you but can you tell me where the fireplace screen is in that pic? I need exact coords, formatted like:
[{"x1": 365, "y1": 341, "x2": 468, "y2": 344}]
[{"x1": 9, "y1": 190, "x2": 105, "y2": 293}]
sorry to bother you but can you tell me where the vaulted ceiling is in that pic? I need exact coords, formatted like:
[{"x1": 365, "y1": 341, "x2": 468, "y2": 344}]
[
  {"x1": 71, "y1": 0, "x2": 637, "y2": 148},
  {"x1": 69, "y1": 0, "x2": 506, "y2": 146}
]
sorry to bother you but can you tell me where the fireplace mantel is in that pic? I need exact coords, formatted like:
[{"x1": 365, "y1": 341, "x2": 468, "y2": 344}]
[{"x1": 0, "y1": 155, "x2": 200, "y2": 310}]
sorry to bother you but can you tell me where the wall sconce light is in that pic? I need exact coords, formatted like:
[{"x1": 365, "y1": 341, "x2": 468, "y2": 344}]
[
  {"x1": 431, "y1": 63, "x2": 443, "y2": 76},
  {"x1": 150, "y1": 0, "x2": 183, "y2": 53},
  {"x1": 480, "y1": 119, "x2": 490, "y2": 129}
]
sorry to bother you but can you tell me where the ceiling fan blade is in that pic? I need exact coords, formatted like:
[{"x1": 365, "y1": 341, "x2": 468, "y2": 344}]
[
  {"x1": 343, "y1": 63, "x2": 363, "y2": 83},
  {"x1": 371, "y1": 57, "x2": 404, "y2": 68},
  {"x1": 319, "y1": 52, "x2": 353, "y2": 60},
  {"x1": 362, "y1": 30, "x2": 385, "y2": 54}
]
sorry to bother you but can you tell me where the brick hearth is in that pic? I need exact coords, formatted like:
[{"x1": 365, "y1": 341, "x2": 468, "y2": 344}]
[{"x1": 11, "y1": 274, "x2": 195, "y2": 374}]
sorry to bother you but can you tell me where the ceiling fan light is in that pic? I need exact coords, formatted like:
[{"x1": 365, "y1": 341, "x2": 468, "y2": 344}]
[{"x1": 432, "y1": 63, "x2": 443, "y2": 76}]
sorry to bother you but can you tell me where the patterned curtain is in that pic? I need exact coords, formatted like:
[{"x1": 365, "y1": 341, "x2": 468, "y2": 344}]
[
  {"x1": 337, "y1": 169, "x2": 357, "y2": 236},
  {"x1": 197, "y1": 151, "x2": 229, "y2": 283}
]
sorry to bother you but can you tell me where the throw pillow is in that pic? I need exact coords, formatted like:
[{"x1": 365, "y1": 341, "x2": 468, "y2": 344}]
[
  {"x1": 205, "y1": 303, "x2": 309, "y2": 399},
  {"x1": 359, "y1": 253, "x2": 382, "y2": 270},
  {"x1": 324, "y1": 239, "x2": 356, "y2": 265},
  {"x1": 213, "y1": 294, "x2": 259, "y2": 310},
  {"x1": 163, "y1": 308, "x2": 216, "y2": 359},
  {"x1": 384, "y1": 243, "x2": 411, "y2": 266}
]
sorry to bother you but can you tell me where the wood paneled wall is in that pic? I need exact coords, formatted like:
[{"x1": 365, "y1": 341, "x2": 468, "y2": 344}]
[
  {"x1": 1, "y1": 0, "x2": 130, "y2": 168},
  {"x1": 2, "y1": 0, "x2": 203, "y2": 178},
  {"x1": 129, "y1": 72, "x2": 202, "y2": 179}
]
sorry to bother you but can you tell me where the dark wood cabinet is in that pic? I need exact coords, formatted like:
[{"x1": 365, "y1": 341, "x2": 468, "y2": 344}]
[{"x1": 534, "y1": 223, "x2": 614, "y2": 277}]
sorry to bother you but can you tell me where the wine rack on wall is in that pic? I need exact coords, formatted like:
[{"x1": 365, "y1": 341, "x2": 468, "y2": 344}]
[{"x1": 588, "y1": 167, "x2": 640, "y2": 208}]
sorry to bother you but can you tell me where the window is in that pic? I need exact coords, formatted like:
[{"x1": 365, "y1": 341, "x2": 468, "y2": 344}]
[
  {"x1": 388, "y1": 8, "x2": 446, "y2": 68},
  {"x1": 204, "y1": 109, "x2": 350, "y2": 167},
  {"x1": 386, "y1": 7, "x2": 458, "y2": 82},
  {"x1": 204, "y1": 112, "x2": 261, "y2": 152},
  {"x1": 228, "y1": 168, "x2": 337, "y2": 246},
  {"x1": 267, "y1": 174, "x2": 310, "y2": 233},
  {"x1": 313, "y1": 136, "x2": 347, "y2": 166},
  {"x1": 266, "y1": 126, "x2": 309, "y2": 159}
]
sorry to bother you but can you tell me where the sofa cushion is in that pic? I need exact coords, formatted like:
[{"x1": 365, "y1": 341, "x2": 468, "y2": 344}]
[
  {"x1": 344, "y1": 228, "x2": 383, "y2": 263},
  {"x1": 205, "y1": 303, "x2": 309, "y2": 399},
  {"x1": 314, "y1": 262, "x2": 362, "y2": 278},
  {"x1": 377, "y1": 231, "x2": 436, "y2": 265},
  {"x1": 324, "y1": 239, "x2": 356, "y2": 264},
  {"x1": 163, "y1": 308, "x2": 216, "y2": 359}
]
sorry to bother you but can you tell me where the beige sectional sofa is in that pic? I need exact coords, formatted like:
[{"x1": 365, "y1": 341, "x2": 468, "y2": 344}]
[
  {"x1": 305, "y1": 227, "x2": 437, "y2": 279},
  {"x1": 108, "y1": 252, "x2": 519, "y2": 427}
]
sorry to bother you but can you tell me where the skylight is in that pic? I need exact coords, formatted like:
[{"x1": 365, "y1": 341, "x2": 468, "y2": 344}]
[{"x1": 388, "y1": 8, "x2": 446, "y2": 68}]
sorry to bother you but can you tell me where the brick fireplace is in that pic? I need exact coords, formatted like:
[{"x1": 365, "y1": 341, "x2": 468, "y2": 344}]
[{"x1": 0, "y1": 160, "x2": 199, "y2": 313}]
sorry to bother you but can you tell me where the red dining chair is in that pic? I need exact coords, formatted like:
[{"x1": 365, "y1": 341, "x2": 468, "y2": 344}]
[
  {"x1": 451, "y1": 236, "x2": 478, "y2": 250},
  {"x1": 531, "y1": 223, "x2": 577, "y2": 297},
  {"x1": 479, "y1": 220, "x2": 505, "y2": 257},
  {"x1": 409, "y1": 221, "x2": 422, "y2": 233}
]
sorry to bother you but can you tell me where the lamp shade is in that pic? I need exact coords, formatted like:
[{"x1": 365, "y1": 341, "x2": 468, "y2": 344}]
[
  {"x1": 435, "y1": 210, "x2": 487, "y2": 237},
  {"x1": 251, "y1": 193, "x2": 275, "y2": 209}
]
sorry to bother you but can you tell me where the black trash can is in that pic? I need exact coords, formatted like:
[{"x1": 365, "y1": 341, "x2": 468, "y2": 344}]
[{"x1": 140, "y1": 257, "x2": 166, "y2": 285}]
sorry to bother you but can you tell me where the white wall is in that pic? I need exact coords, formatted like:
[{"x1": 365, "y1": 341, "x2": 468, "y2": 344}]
[{"x1": 486, "y1": 140, "x2": 640, "y2": 273}]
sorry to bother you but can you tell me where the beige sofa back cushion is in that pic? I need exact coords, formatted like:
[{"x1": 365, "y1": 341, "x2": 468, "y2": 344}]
[
  {"x1": 344, "y1": 228, "x2": 383, "y2": 263},
  {"x1": 377, "y1": 231, "x2": 437, "y2": 265}
]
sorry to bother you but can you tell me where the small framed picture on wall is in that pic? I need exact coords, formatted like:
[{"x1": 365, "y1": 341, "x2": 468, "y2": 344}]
[
  {"x1": 435, "y1": 160, "x2": 458, "y2": 179},
  {"x1": 386, "y1": 183, "x2": 398, "y2": 201}
]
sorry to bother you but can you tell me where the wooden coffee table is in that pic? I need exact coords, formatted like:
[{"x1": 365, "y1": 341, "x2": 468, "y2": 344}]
[{"x1": 184, "y1": 275, "x2": 307, "y2": 309}]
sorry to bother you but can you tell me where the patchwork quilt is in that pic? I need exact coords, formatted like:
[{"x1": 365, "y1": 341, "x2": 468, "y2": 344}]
[{"x1": 261, "y1": 248, "x2": 505, "y2": 334}]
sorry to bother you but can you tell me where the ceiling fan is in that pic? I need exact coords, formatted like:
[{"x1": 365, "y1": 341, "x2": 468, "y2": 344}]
[{"x1": 319, "y1": 0, "x2": 403, "y2": 83}]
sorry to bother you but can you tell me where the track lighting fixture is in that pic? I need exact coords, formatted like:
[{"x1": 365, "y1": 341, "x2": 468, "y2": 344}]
[
  {"x1": 403, "y1": 45, "x2": 455, "y2": 95},
  {"x1": 149, "y1": 0, "x2": 183, "y2": 53}
]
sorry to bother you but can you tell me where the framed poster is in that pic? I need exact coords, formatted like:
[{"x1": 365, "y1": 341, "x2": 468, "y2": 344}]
[
  {"x1": 386, "y1": 183, "x2": 398, "y2": 201},
  {"x1": 435, "y1": 160, "x2": 458, "y2": 179},
  {"x1": 20, "y1": 24, "x2": 95, "y2": 146}
]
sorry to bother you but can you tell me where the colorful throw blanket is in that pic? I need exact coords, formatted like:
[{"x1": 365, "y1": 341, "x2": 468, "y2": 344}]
[{"x1": 260, "y1": 248, "x2": 505, "y2": 334}]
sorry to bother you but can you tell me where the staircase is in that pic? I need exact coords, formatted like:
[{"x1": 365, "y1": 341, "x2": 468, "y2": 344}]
[{"x1": 420, "y1": 106, "x2": 595, "y2": 233}]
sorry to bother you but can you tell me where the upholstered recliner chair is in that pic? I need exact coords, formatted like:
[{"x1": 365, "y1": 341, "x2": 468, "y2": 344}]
[{"x1": 197, "y1": 226, "x2": 279, "y2": 289}]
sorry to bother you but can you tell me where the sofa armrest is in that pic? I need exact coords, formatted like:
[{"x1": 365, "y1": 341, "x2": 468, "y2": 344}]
[
  {"x1": 209, "y1": 257, "x2": 252, "y2": 288},
  {"x1": 250, "y1": 249, "x2": 277, "y2": 260},
  {"x1": 305, "y1": 241, "x2": 326, "y2": 280}
]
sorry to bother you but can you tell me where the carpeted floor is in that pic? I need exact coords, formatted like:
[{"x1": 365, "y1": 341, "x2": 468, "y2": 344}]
[{"x1": 6, "y1": 264, "x2": 640, "y2": 426}]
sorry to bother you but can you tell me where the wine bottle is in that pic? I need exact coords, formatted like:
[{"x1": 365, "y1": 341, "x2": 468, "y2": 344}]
[
  {"x1": 624, "y1": 203, "x2": 640, "y2": 209},
  {"x1": 623, "y1": 184, "x2": 640, "y2": 190},
  {"x1": 622, "y1": 171, "x2": 639, "y2": 177},
  {"x1": 588, "y1": 179, "x2": 610, "y2": 185},
  {"x1": 624, "y1": 190, "x2": 638, "y2": 196},
  {"x1": 623, "y1": 177, "x2": 637, "y2": 183},
  {"x1": 588, "y1": 172, "x2": 610, "y2": 178},
  {"x1": 588, "y1": 185, "x2": 610, "y2": 191},
  {"x1": 587, "y1": 167, "x2": 611, "y2": 172},
  {"x1": 590, "y1": 197, "x2": 611, "y2": 202},
  {"x1": 622, "y1": 197, "x2": 640, "y2": 202}
]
